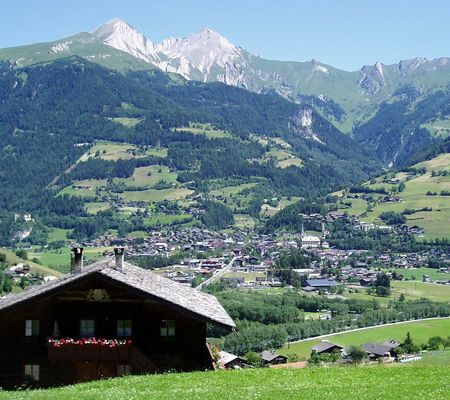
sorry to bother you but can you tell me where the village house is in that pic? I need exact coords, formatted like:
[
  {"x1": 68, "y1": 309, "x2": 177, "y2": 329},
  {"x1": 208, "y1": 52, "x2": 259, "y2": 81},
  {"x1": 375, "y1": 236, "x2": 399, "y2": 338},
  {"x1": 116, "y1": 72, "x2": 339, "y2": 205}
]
[
  {"x1": 260, "y1": 351, "x2": 288, "y2": 366},
  {"x1": 0, "y1": 248, "x2": 234, "y2": 388},
  {"x1": 312, "y1": 340, "x2": 344, "y2": 355}
]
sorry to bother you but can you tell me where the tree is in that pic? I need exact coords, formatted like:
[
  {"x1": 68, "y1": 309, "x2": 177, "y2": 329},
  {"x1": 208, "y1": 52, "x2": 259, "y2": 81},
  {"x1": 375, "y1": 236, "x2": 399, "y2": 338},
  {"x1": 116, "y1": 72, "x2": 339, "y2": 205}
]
[
  {"x1": 308, "y1": 351, "x2": 321, "y2": 365},
  {"x1": 402, "y1": 332, "x2": 418, "y2": 354},
  {"x1": 348, "y1": 346, "x2": 366, "y2": 364},
  {"x1": 427, "y1": 336, "x2": 443, "y2": 351},
  {"x1": 245, "y1": 351, "x2": 262, "y2": 367},
  {"x1": 398, "y1": 293, "x2": 406, "y2": 302},
  {"x1": 15, "y1": 249, "x2": 28, "y2": 260},
  {"x1": 375, "y1": 286, "x2": 391, "y2": 297}
]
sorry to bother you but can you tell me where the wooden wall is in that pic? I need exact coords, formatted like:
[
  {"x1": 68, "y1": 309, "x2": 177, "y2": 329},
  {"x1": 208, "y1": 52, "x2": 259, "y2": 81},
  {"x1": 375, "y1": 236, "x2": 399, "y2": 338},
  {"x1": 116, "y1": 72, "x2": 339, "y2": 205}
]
[{"x1": 0, "y1": 273, "x2": 212, "y2": 388}]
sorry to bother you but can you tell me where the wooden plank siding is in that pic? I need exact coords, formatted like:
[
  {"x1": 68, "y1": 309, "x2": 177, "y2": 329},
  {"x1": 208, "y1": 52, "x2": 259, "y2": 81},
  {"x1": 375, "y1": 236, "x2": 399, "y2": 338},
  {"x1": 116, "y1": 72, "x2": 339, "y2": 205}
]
[{"x1": 0, "y1": 275, "x2": 213, "y2": 388}]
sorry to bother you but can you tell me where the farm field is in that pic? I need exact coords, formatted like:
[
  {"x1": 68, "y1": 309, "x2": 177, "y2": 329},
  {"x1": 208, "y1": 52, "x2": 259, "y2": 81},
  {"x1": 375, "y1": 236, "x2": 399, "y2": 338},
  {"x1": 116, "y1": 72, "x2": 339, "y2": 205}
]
[
  {"x1": 391, "y1": 281, "x2": 450, "y2": 302},
  {"x1": 175, "y1": 122, "x2": 232, "y2": 139},
  {"x1": 279, "y1": 318, "x2": 450, "y2": 359},
  {"x1": 78, "y1": 140, "x2": 138, "y2": 162},
  {"x1": 115, "y1": 165, "x2": 177, "y2": 188},
  {"x1": 0, "y1": 248, "x2": 62, "y2": 277},
  {"x1": 144, "y1": 213, "x2": 192, "y2": 226},
  {"x1": 119, "y1": 187, "x2": 194, "y2": 202},
  {"x1": 210, "y1": 182, "x2": 258, "y2": 196},
  {"x1": 28, "y1": 247, "x2": 113, "y2": 272},
  {"x1": 345, "y1": 281, "x2": 450, "y2": 303},
  {"x1": 382, "y1": 267, "x2": 450, "y2": 281},
  {"x1": 1, "y1": 365, "x2": 448, "y2": 400}
]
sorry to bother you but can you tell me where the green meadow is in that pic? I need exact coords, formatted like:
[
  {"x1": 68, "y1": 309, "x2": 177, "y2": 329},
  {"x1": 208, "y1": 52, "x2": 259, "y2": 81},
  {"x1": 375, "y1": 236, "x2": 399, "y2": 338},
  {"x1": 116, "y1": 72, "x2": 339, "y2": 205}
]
[
  {"x1": 1, "y1": 365, "x2": 448, "y2": 400},
  {"x1": 338, "y1": 153, "x2": 450, "y2": 239},
  {"x1": 279, "y1": 318, "x2": 450, "y2": 359}
]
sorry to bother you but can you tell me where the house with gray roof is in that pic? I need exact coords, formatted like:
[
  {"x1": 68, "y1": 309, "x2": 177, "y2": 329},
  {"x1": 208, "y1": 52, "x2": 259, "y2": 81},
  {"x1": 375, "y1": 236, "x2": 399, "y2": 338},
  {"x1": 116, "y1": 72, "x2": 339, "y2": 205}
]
[{"x1": 0, "y1": 248, "x2": 234, "y2": 388}]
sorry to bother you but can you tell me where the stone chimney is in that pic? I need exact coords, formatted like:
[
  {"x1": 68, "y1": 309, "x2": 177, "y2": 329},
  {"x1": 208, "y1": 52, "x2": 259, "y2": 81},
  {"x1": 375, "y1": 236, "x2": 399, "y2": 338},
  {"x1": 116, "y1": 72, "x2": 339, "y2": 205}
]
[
  {"x1": 114, "y1": 247, "x2": 125, "y2": 272},
  {"x1": 71, "y1": 247, "x2": 84, "y2": 273}
]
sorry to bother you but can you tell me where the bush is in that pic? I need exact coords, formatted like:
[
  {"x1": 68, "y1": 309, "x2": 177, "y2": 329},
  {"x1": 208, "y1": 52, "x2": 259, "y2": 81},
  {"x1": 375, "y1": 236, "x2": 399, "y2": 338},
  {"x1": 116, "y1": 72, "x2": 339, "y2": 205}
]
[{"x1": 348, "y1": 346, "x2": 366, "y2": 364}]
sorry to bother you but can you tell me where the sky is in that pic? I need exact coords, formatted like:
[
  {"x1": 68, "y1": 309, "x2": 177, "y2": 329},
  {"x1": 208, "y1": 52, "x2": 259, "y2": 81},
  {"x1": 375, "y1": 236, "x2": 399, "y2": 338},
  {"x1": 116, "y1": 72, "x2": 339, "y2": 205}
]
[{"x1": 0, "y1": 0, "x2": 449, "y2": 71}]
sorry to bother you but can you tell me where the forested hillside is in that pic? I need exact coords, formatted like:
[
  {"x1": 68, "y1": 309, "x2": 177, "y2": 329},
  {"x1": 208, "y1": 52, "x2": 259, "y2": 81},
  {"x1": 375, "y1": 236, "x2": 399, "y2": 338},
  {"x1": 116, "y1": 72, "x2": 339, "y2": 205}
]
[{"x1": 0, "y1": 57, "x2": 381, "y2": 244}]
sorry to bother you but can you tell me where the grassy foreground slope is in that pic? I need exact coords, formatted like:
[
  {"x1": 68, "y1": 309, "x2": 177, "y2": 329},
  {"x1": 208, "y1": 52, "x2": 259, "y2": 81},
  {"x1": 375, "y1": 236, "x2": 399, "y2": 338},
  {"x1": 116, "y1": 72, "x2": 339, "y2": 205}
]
[{"x1": 2, "y1": 366, "x2": 449, "y2": 400}]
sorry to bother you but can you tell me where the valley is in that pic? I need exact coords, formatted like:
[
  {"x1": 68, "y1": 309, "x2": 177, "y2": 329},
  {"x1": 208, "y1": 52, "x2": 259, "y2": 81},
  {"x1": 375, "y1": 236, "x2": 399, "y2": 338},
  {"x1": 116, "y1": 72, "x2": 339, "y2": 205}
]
[{"x1": 0, "y1": 14, "x2": 449, "y2": 394}]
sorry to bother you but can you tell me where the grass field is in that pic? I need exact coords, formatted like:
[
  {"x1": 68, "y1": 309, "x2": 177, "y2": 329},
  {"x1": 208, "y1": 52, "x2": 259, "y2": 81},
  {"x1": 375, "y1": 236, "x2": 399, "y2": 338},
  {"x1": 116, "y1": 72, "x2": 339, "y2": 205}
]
[
  {"x1": 391, "y1": 281, "x2": 450, "y2": 302},
  {"x1": 345, "y1": 281, "x2": 450, "y2": 303},
  {"x1": 144, "y1": 214, "x2": 192, "y2": 226},
  {"x1": 176, "y1": 122, "x2": 232, "y2": 139},
  {"x1": 119, "y1": 188, "x2": 194, "y2": 203},
  {"x1": 46, "y1": 228, "x2": 71, "y2": 243},
  {"x1": 1, "y1": 365, "x2": 448, "y2": 400},
  {"x1": 279, "y1": 318, "x2": 450, "y2": 359},
  {"x1": 416, "y1": 350, "x2": 450, "y2": 366},
  {"x1": 78, "y1": 140, "x2": 138, "y2": 162},
  {"x1": 382, "y1": 267, "x2": 450, "y2": 281},
  {"x1": 0, "y1": 248, "x2": 61, "y2": 277},
  {"x1": 109, "y1": 117, "x2": 142, "y2": 128},
  {"x1": 337, "y1": 154, "x2": 450, "y2": 239},
  {"x1": 115, "y1": 166, "x2": 177, "y2": 189},
  {"x1": 85, "y1": 202, "x2": 110, "y2": 214},
  {"x1": 28, "y1": 247, "x2": 113, "y2": 272},
  {"x1": 210, "y1": 183, "x2": 258, "y2": 196}
]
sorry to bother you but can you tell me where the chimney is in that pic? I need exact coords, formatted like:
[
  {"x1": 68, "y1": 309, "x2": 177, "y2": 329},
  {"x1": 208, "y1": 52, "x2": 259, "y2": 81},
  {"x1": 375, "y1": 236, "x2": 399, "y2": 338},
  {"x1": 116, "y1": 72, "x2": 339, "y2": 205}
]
[
  {"x1": 114, "y1": 247, "x2": 125, "y2": 272},
  {"x1": 71, "y1": 247, "x2": 84, "y2": 273}
]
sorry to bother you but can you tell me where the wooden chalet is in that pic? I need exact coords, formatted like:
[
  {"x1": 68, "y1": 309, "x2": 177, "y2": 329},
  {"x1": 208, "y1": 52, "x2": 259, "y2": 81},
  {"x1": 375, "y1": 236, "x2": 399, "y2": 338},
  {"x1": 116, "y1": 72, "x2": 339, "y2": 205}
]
[{"x1": 0, "y1": 248, "x2": 235, "y2": 388}]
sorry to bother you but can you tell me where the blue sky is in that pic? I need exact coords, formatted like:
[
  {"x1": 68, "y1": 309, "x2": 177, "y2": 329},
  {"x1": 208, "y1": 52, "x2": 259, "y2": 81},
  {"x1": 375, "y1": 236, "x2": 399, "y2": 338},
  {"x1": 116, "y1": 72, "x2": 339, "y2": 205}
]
[{"x1": 1, "y1": 0, "x2": 449, "y2": 71}]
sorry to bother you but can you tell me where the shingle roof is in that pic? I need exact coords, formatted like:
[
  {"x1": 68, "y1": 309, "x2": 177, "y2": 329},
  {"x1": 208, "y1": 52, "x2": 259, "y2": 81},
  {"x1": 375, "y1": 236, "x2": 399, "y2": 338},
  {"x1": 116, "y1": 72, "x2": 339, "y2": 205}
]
[
  {"x1": 312, "y1": 340, "x2": 343, "y2": 353},
  {"x1": 0, "y1": 258, "x2": 235, "y2": 329},
  {"x1": 382, "y1": 339, "x2": 401, "y2": 349},
  {"x1": 219, "y1": 351, "x2": 240, "y2": 365},
  {"x1": 305, "y1": 279, "x2": 337, "y2": 287},
  {"x1": 260, "y1": 350, "x2": 286, "y2": 362},
  {"x1": 362, "y1": 343, "x2": 392, "y2": 356}
]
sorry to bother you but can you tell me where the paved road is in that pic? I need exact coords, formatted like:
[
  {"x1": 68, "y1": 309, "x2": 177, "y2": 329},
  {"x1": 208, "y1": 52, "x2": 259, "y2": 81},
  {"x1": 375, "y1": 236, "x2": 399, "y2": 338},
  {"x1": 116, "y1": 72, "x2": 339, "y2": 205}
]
[
  {"x1": 195, "y1": 256, "x2": 238, "y2": 290},
  {"x1": 285, "y1": 316, "x2": 450, "y2": 346}
]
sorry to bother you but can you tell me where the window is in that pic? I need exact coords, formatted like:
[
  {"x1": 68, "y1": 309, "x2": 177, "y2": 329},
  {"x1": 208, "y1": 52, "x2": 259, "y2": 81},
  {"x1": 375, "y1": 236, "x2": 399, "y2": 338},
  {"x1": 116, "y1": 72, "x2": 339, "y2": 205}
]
[
  {"x1": 160, "y1": 320, "x2": 176, "y2": 337},
  {"x1": 25, "y1": 320, "x2": 40, "y2": 337},
  {"x1": 117, "y1": 320, "x2": 132, "y2": 337},
  {"x1": 24, "y1": 364, "x2": 39, "y2": 382},
  {"x1": 80, "y1": 319, "x2": 95, "y2": 338},
  {"x1": 117, "y1": 364, "x2": 131, "y2": 376}
]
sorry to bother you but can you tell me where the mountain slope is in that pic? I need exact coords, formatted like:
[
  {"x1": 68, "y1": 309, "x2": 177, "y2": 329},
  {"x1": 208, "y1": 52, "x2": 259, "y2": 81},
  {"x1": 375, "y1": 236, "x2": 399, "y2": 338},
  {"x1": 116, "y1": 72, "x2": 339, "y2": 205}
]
[{"x1": 0, "y1": 57, "x2": 379, "y2": 216}]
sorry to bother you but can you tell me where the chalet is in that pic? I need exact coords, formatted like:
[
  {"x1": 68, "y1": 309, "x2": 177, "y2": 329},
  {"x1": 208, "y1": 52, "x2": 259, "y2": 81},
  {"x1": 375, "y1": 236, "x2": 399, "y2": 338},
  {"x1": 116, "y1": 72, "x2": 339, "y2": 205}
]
[
  {"x1": 260, "y1": 351, "x2": 288, "y2": 366},
  {"x1": 362, "y1": 343, "x2": 393, "y2": 360},
  {"x1": 0, "y1": 248, "x2": 235, "y2": 388},
  {"x1": 218, "y1": 351, "x2": 248, "y2": 369},
  {"x1": 312, "y1": 340, "x2": 343, "y2": 354}
]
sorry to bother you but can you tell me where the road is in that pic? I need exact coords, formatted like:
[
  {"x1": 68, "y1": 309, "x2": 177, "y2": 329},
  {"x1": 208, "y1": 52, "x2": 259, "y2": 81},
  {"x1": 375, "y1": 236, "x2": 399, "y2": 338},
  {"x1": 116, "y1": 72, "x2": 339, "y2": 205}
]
[{"x1": 195, "y1": 256, "x2": 238, "y2": 290}]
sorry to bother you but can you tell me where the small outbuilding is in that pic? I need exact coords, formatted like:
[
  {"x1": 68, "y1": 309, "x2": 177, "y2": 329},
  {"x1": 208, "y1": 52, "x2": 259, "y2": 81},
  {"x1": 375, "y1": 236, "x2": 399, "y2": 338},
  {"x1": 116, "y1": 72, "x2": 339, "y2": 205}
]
[
  {"x1": 260, "y1": 350, "x2": 288, "y2": 365},
  {"x1": 312, "y1": 340, "x2": 343, "y2": 354}
]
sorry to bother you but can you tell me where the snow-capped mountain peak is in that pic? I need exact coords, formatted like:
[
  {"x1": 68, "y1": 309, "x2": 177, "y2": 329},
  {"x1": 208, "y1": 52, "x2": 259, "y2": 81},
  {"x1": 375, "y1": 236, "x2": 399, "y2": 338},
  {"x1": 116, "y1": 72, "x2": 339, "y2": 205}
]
[{"x1": 93, "y1": 18, "x2": 160, "y2": 63}]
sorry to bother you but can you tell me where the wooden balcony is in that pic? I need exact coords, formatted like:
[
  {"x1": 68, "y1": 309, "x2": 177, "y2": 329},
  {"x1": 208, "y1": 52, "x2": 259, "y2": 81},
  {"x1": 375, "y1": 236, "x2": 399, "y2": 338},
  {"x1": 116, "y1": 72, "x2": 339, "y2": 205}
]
[{"x1": 48, "y1": 343, "x2": 132, "y2": 361}]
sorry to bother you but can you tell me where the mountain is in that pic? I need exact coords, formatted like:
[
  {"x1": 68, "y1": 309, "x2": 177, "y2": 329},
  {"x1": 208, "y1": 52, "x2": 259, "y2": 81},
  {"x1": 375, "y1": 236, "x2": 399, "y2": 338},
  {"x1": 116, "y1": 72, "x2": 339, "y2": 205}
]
[
  {"x1": 90, "y1": 20, "x2": 450, "y2": 128},
  {"x1": 93, "y1": 18, "x2": 161, "y2": 65},
  {"x1": 0, "y1": 57, "x2": 379, "y2": 221},
  {"x1": 1, "y1": 18, "x2": 449, "y2": 168}
]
